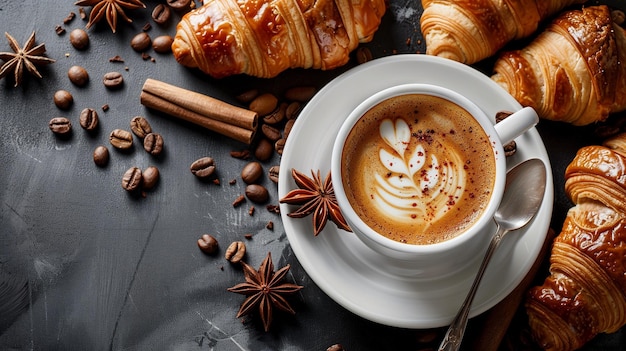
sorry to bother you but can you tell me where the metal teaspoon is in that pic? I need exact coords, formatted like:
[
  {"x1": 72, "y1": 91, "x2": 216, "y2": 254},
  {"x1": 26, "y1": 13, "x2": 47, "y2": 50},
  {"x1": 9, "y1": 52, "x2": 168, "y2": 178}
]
[{"x1": 438, "y1": 158, "x2": 547, "y2": 351}]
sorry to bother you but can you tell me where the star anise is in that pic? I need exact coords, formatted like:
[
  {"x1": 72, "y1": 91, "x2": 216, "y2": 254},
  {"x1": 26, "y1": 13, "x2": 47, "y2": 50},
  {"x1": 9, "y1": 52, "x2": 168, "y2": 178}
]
[
  {"x1": 279, "y1": 168, "x2": 352, "y2": 236},
  {"x1": 227, "y1": 252, "x2": 303, "y2": 332},
  {"x1": 75, "y1": 0, "x2": 146, "y2": 33},
  {"x1": 0, "y1": 32, "x2": 55, "y2": 87}
]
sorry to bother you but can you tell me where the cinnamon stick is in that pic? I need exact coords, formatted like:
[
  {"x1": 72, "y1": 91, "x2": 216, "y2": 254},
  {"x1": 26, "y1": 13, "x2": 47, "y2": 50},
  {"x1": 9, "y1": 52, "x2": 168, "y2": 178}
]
[
  {"x1": 142, "y1": 79, "x2": 258, "y2": 131},
  {"x1": 140, "y1": 90, "x2": 256, "y2": 144}
]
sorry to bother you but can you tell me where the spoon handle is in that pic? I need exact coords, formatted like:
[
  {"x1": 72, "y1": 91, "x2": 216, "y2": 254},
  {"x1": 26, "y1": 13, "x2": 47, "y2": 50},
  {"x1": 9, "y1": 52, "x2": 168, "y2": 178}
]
[{"x1": 437, "y1": 225, "x2": 508, "y2": 351}]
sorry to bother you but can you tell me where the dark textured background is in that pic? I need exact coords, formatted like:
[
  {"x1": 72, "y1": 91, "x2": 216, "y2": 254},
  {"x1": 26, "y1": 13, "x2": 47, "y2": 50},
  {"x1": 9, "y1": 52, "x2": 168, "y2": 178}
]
[{"x1": 1, "y1": 0, "x2": 625, "y2": 350}]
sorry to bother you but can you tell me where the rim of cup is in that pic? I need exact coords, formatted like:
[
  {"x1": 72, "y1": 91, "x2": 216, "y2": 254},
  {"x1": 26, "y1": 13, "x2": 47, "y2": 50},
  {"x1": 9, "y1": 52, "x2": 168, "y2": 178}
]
[{"x1": 331, "y1": 83, "x2": 507, "y2": 256}]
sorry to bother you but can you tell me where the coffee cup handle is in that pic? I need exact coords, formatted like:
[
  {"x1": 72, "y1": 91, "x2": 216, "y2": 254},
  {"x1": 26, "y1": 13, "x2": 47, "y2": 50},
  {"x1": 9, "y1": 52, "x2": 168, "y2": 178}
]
[{"x1": 493, "y1": 107, "x2": 539, "y2": 145}]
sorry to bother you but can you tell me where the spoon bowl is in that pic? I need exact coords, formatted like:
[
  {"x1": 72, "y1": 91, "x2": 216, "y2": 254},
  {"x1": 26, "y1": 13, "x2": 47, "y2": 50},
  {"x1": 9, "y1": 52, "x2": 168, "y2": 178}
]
[{"x1": 438, "y1": 158, "x2": 547, "y2": 351}]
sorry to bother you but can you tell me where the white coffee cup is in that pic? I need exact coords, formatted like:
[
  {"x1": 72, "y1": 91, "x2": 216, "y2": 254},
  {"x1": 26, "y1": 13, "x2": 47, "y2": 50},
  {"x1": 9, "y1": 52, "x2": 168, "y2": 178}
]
[{"x1": 331, "y1": 83, "x2": 538, "y2": 277}]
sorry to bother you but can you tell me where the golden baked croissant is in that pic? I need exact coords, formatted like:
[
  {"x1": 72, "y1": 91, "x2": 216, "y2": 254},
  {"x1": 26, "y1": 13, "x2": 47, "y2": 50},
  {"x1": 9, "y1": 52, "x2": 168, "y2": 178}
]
[
  {"x1": 491, "y1": 5, "x2": 626, "y2": 126},
  {"x1": 420, "y1": 0, "x2": 585, "y2": 64},
  {"x1": 525, "y1": 132, "x2": 626, "y2": 351},
  {"x1": 171, "y1": 0, "x2": 386, "y2": 78}
]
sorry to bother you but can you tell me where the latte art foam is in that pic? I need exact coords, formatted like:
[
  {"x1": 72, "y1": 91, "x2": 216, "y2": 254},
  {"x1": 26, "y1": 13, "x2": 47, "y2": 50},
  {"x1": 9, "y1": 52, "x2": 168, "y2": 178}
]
[{"x1": 342, "y1": 94, "x2": 495, "y2": 245}]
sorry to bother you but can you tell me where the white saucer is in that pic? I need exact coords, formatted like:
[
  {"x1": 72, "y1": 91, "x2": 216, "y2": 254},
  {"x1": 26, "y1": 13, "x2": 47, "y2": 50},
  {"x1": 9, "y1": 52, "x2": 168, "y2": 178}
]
[{"x1": 278, "y1": 54, "x2": 554, "y2": 329}]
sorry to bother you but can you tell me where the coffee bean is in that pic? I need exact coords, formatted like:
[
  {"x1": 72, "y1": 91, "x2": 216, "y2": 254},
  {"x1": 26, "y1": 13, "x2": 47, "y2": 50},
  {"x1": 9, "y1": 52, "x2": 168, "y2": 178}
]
[
  {"x1": 142, "y1": 166, "x2": 160, "y2": 190},
  {"x1": 152, "y1": 4, "x2": 171, "y2": 25},
  {"x1": 274, "y1": 138, "x2": 286, "y2": 155},
  {"x1": 103, "y1": 72, "x2": 124, "y2": 89},
  {"x1": 263, "y1": 102, "x2": 287, "y2": 124},
  {"x1": 79, "y1": 108, "x2": 99, "y2": 131},
  {"x1": 67, "y1": 65, "x2": 89, "y2": 86},
  {"x1": 109, "y1": 129, "x2": 133, "y2": 149},
  {"x1": 285, "y1": 101, "x2": 301, "y2": 120},
  {"x1": 143, "y1": 132, "x2": 164, "y2": 156},
  {"x1": 236, "y1": 89, "x2": 259, "y2": 104},
  {"x1": 241, "y1": 161, "x2": 263, "y2": 184},
  {"x1": 284, "y1": 86, "x2": 316, "y2": 102},
  {"x1": 254, "y1": 138, "x2": 273, "y2": 161},
  {"x1": 122, "y1": 167, "x2": 142, "y2": 192},
  {"x1": 356, "y1": 46, "x2": 373, "y2": 64},
  {"x1": 53, "y1": 90, "x2": 73, "y2": 110},
  {"x1": 249, "y1": 93, "x2": 278, "y2": 116},
  {"x1": 190, "y1": 157, "x2": 216, "y2": 179},
  {"x1": 93, "y1": 145, "x2": 109, "y2": 167},
  {"x1": 130, "y1": 116, "x2": 152, "y2": 139},
  {"x1": 224, "y1": 241, "x2": 246, "y2": 263},
  {"x1": 268, "y1": 165, "x2": 280, "y2": 183},
  {"x1": 261, "y1": 124, "x2": 281, "y2": 142},
  {"x1": 167, "y1": 0, "x2": 192, "y2": 11},
  {"x1": 245, "y1": 184, "x2": 269, "y2": 203},
  {"x1": 197, "y1": 234, "x2": 219, "y2": 254},
  {"x1": 283, "y1": 119, "x2": 295, "y2": 139},
  {"x1": 152, "y1": 35, "x2": 174, "y2": 53},
  {"x1": 69, "y1": 28, "x2": 89, "y2": 50},
  {"x1": 49, "y1": 117, "x2": 72, "y2": 135},
  {"x1": 130, "y1": 32, "x2": 151, "y2": 52}
]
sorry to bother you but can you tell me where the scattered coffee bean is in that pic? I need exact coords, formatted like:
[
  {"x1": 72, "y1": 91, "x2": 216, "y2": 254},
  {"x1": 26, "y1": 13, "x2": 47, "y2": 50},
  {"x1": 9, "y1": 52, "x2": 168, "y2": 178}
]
[
  {"x1": 248, "y1": 207, "x2": 255, "y2": 216},
  {"x1": 121, "y1": 166, "x2": 142, "y2": 192},
  {"x1": 143, "y1": 132, "x2": 164, "y2": 156},
  {"x1": 102, "y1": 104, "x2": 110, "y2": 111},
  {"x1": 224, "y1": 241, "x2": 246, "y2": 263},
  {"x1": 245, "y1": 184, "x2": 269, "y2": 203},
  {"x1": 263, "y1": 102, "x2": 287, "y2": 124},
  {"x1": 261, "y1": 124, "x2": 281, "y2": 142},
  {"x1": 152, "y1": 35, "x2": 174, "y2": 53},
  {"x1": 249, "y1": 93, "x2": 278, "y2": 116},
  {"x1": 53, "y1": 90, "x2": 73, "y2": 110},
  {"x1": 241, "y1": 161, "x2": 263, "y2": 184},
  {"x1": 130, "y1": 32, "x2": 151, "y2": 52},
  {"x1": 268, "y1": 165, "x2": 280, "y2": 183},
  {"x1": 142, "y1": 166, "x2": 160, "y2": 190},
  {"x1": 109, "y1": 55, "x2": 124, "y2": 63},
  {"x1": 68, "y1": 65, "x2": 89, "y2": 86},
  {"x1": 283, "y1": 119, "x2": 295, "y2": 139},
  {"x1": 109, "y1": 129, "x2": 134, "y2": 149},
  {"x1": 130, "y1": 116, "x2": 152, "y2": 139},
  {"x1": 49, "y1": 117, "x2": 72, "y2": 135},
  {"x1": 69, "y1": 28, "x2": 89, "y2": 50},
  {"x1": 229, "y1": 178, "x2": 237, "y2": 185},
  {"x1": 285, "y1": 86, "x2": 316, "y2": 102},
  {"x1": 79, "y1": 108, "x2": 99, "y2": 131},
  {"x1": 236, "y1": 89, "x2": 259, "y2": 104},
  {"x1": 254, "y1": 138, "x2": 274, "y2": 161},
  {"x1": 103, "y1": 71, "x2": 124, "y2": 89},
  {"x1": 285, "y1": 101, "x2": 301, "y2": 120},
  {"x1": 274, "y1": 138, "x2": 286, "y2": 155},
  {"x1": 142, "y1": 22, "x2": 152, "y2": 32},
  {"x1": 167, "y1": 0, "x2": 192, "y2": 11},
  {"x1": 78, "y1": 7, "x2": 86, "y2": 19},
  {"x1": 63, "y1": 12, "x2": 76, "y2": 24},
  {"x1": 244, "y1": 233, "x2": 253, "y2": 239},
  {"x1": 232, "y1": 194, "x2": 246, "y2": 207},
  {"x1": 266, "y1": 221, "x2": 274, "y2": 230},
  {"x1": 190, "y1": 157, "x2": 216, "y2": 179},
  {"x1": 93, "y1": 145, "x2": 109, "y2": 167},
  {"x1": 230, "y1": 150, "x2": 250, "y2": 159},
  {"x1": 152, "y1": 4, "x2": 171, "y2": 25},
  {"x1": 197, "y1": 234, "x2": 219, "y2": 254},
  {"x1": 356, "y1": 46, "x2": 373, "y2": 64}
]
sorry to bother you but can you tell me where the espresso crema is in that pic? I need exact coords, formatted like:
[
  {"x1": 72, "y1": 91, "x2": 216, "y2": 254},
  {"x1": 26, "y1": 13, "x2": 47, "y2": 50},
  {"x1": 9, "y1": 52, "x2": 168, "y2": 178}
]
[{"x1": 341, "y1": 94, "x2": 496, "y2": 245}]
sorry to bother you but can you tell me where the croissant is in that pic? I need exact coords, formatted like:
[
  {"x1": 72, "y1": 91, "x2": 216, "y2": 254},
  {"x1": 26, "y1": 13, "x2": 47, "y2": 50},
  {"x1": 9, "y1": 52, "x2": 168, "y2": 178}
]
[
  {"x1": 171, "y1": 0, "x2": 386, "y2": 78},
  {"x1": 491, "y1": 5, "x2": 626, "y2": 126},
  {"x1": 525, "y1": 132, "x2": 626, "y2": 351},
  {"x1": 419, "y1": 0, "x2": 585, "y2": 65}
]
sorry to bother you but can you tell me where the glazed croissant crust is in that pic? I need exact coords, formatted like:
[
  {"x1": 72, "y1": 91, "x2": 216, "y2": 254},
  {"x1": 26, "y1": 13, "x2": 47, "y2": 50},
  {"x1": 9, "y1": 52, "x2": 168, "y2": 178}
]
[
  {"x1": 491, "y1": 5, "x2": 626, "y2": 126},
  {"x1": 420, "y1": 0, "x2": 585, "y2": 65},
  {"x1": 526, "y1": 133, "x2": 626, "y2": 351},
  {"x1": 171, "y1": 0, "x2": 386, "y2": 78}
]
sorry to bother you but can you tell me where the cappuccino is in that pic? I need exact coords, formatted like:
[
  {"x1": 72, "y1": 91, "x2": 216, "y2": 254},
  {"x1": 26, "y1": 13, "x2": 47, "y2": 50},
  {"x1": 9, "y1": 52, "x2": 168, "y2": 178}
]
[{"x1": 341, "y1": 94, "x2": 495, "y2": 245}]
